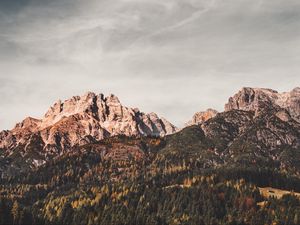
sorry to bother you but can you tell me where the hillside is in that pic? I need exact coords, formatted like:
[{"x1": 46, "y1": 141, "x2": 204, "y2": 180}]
[{"x1": 1, "y1": 87, "x2": 300, "y2": 225}]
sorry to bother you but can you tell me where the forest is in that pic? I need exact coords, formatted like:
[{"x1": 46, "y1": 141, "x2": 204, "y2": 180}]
[{"x1": 1, "y1": 123, "x2": 300, "y2": 225}]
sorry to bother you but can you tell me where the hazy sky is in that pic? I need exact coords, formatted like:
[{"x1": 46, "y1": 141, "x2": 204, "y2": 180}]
[{"x1": 1, "y1": 0, "x2": 300, "y2": 130}]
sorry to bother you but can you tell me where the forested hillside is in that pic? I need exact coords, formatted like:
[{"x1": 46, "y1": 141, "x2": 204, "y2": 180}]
[{"x1": 1, "y1": 87, "x2": 300, "y2": 225}]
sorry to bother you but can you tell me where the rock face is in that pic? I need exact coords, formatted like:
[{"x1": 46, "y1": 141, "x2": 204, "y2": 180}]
[
  {"x1": 0, "y1": 92, "x2": 178, "y2": 161},
  {"x1": 160, "y1": 86, "x2": 300, "y2": 174},
  {"x1": 186, "y1": 109, "x2": 218, "y2": 126},
  {"x1": 159, "y1": 106, "x2": 300, "y2": 175},
  {"x1": 1, "y1": 87, "x2": 300, "y2": 177},
  {"x1": 225, "y1": 87, "x2": 300, "y2": 122}
]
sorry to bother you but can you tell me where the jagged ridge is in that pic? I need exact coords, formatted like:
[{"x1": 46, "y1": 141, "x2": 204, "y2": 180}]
[{"x1": 0, "y1": 92, "x2": 177, "y2": 172}]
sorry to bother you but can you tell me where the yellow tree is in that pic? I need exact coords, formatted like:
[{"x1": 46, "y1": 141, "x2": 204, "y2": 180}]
[{"x1": 11, "y1": 201, "x2": 20, "y2": 225}]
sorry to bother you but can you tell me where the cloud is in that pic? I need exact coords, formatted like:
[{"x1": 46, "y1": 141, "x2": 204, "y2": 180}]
[{"x1": 1, "y1": 0, "x2": 300, "y2": 129}]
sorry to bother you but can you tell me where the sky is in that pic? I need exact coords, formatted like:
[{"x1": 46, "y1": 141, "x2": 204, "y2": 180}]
[{"x1": 0, "y1": 0, "x2": 300, "y2": 130}]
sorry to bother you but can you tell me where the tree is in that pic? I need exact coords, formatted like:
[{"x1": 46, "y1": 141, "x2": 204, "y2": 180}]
[
  {"x1": 11, "y1": 201, "x2": 20, "y2": 225},
  {"x1": 0, "y1": 198, "x2": 12, "y2": 225}
]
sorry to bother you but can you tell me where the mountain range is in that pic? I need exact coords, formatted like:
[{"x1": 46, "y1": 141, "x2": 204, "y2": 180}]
[
  {"x1": 1, "y1": 87, "x2": 300, "y2": 225},
  {"x1": 1, "y1": 87, "x2": 300, "y2": 176},
  {"x1": 0, "y1": 92, "x2": 177, "y2": 174}
]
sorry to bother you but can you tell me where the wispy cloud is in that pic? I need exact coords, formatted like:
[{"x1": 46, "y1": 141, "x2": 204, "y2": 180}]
[{"x1": 1, "y1": 0, "x2": 300, "y2": 129}]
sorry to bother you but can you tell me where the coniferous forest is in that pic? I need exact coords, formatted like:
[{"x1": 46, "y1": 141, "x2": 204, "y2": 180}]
[
  {"x1": 2, "y1": 0, "x2": 300, "y2": 223},
  {"x1": 1, "y1": 130, "x2": 300, "y2": 225}
]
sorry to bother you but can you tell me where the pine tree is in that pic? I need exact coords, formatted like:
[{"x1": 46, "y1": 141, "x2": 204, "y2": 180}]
[{"x1": 0, "y1": 198, "x2": 11, "y2": 225}]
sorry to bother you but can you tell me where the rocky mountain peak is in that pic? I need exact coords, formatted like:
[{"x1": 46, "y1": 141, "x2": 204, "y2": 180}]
[
  {"x1": 225, "y1": 87, "x2": 300, "y2": 122},
  {"x1": 14, "y1": 117, "x2": 41, "y2": 131},
  {"x1": 186, "y1": 108, "x2": 218, "y2": 126},
  {"x1": 292, "y1": 87, "x2": 300, "y2": 93},
  {"x1": 0, "y1": 92, "x2": 178, "y2": 159},
  {"x1": 106, "y1": 94, "x2": 120, "y2": 104}
]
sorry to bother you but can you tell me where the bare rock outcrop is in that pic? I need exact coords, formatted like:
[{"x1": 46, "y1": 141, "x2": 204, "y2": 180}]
[
  {"x1": 0, "y1": 92, "x2": 178, "y2": 159},
  {"x1": 186, "y1": 108, "x2": 218, "y2": 126},
  {"x1": 225, "y1": 87, "x2": 300, "y2": 122}
]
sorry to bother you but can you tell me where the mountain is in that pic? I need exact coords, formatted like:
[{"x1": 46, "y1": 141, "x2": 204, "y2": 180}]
[
  {"x1": 1, "y1": 87, "x2": 300, "y2": 225},
  {"x1": 225, "y1": 87, "x2": 300, "y2": 122},
  {"x1": 0, "y1": 92, "x2": 177, "y2": 173},
  {"x1": 152, "y1": 87, "x2": 300, "y2": 186},
  {"x1": 186, "y1": 108, "x2": 218, "y2": 126}
]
